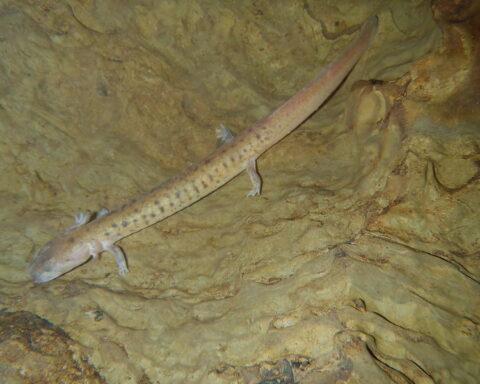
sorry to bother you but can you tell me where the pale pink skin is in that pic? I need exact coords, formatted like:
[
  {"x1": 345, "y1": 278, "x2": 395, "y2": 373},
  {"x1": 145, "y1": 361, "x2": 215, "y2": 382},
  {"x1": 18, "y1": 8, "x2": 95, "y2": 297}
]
[{"x1": 28, "y1": 17, "x2": 378, "y2": 282}]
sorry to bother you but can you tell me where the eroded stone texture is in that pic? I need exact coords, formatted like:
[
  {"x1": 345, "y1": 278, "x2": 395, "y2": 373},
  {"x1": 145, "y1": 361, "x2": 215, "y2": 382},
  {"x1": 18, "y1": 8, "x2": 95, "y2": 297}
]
[
  {"x1": 0, "y1": 311, "x2": 105, "y2": 383},
  {"x1": 0, "y1": 1, "x2": 478, "y2": 383}
]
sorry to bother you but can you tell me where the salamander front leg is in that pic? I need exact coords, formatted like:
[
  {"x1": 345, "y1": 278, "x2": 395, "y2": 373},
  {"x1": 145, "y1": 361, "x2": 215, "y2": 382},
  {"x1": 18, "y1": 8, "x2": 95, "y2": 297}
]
[
  {"x1": 96, "y1": 207, "x2": 109, "y2": 218},
  {"x1": 69, "y1": 208, "x2": 108, "y2": 231},
  {"x1": 216, "y1": 124, "x2": 236, "y2": 144},
  {"x1": 246, "y1": 157, "x2": 262, "y2": 197},
  {"x1": 110, "y1": 245, "x2": 129, "y2": 276},
  {"x1": 74, "y1": 212, "x2": 90, "y2": 226},
  {"x1": 63, "y1": 211, "x2": 92, "y2": 233}
]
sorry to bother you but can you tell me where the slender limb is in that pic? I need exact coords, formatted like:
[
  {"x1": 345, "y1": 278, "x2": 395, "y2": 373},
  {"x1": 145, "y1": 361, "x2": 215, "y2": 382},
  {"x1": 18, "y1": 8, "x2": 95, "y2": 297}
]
[
  {"x1": 67, "y1": 209, "x2": 105, "y2": 233},
  {"x1": 74, "y1": 211, "x2": 90, "y2": 226},
  {"x1": 246, "y1": 157, "x2": 262, "y2": 197},
  {"x1": 64, "y1": 211, "x2": 91, "y2": 232},
  {"x1": 110, "y1": 245, "x2": 129, "y2": 276},
  {"x1": 96, "y1": 207, "x2": 109, "y2": 218},
  {"x1": 216, "y1": 124, "x2": 236, "y2": 143}
]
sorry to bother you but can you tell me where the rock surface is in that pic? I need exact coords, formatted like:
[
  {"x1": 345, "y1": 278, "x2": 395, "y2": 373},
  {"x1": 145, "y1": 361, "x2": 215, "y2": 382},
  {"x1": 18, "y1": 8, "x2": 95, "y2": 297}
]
[
  {"x1": 0, "y1": 311, "x2": 105, "y2": 383},
  {"x1": 0, "y1": 1, "x2": 478, "y2": 383}
]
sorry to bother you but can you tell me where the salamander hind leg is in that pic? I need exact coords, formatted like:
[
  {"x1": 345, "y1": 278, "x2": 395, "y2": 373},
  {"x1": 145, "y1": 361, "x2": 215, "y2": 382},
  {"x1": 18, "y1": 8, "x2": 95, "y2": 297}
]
[{"x1": 246, "y1": 157, "x2": 262, "y2": 197}]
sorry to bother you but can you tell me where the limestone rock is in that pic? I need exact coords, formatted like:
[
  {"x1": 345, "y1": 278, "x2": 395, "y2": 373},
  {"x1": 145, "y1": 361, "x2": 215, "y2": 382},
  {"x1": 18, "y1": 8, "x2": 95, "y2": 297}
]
[{"x1": 0, "y1": 311, "x2": 105, "y2": 383}]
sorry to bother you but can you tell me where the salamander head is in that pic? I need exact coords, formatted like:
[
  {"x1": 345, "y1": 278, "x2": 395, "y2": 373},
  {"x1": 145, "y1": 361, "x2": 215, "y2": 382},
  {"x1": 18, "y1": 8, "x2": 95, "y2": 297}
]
[{"x1": 28, "y1": 232, "x2": 93, "y2": 283}]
